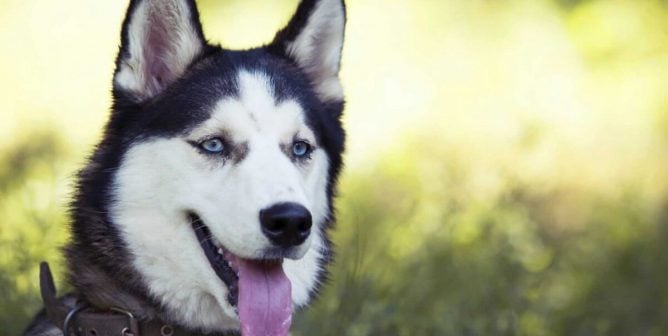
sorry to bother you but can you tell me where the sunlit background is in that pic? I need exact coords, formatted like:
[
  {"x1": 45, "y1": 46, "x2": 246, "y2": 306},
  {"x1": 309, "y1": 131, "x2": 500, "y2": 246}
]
[{"x1": 2, "y1": 0, "x2": 668, "y2": 335}]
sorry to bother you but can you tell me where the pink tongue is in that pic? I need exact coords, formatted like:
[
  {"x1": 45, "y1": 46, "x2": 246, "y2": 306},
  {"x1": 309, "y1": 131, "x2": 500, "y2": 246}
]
[{"x1": 237, "y1": 259, "x2": 292, "y2": 336}]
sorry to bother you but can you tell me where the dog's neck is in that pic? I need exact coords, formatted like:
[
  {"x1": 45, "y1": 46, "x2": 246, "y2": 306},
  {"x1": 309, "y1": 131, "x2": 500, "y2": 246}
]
[
  {"x1": 65, "y1": 248, "x2": 158, "y2": 319},
  {"x1": 40, "y1": 262, "x2": 230, "y2": 336},
  {"x1": 65, "y1": 177, "x2": 162, "y2": 319}
]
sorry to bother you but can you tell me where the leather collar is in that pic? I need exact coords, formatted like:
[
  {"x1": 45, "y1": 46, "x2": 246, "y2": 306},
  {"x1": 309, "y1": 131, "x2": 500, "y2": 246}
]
[{"x1": 39, "y1": 262, "x2": 222, "y2": 336}]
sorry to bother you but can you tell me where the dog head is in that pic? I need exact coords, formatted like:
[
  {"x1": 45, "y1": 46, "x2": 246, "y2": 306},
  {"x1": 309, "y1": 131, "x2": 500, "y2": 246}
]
[{"x1": 71, "y1": 0, "x2": 345, "y2": 333}]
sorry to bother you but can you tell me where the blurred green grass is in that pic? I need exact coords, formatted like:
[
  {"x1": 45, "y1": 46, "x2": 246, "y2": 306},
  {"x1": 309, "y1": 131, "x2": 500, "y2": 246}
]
[{"x1": 1, "y1": 0, "x2": 668, "y2": 335}]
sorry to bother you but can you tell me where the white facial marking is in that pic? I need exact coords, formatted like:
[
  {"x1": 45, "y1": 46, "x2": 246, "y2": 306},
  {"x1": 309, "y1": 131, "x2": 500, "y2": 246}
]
[
  {"x1": 194, "y1": 71, "x2": 323, "y2": 258},
  {"x1": 112, "y1": 139, "x2": 239, "y2": 332},
  {"x1": 111, "y1": 70, "x2": 331, "y2": 332}
]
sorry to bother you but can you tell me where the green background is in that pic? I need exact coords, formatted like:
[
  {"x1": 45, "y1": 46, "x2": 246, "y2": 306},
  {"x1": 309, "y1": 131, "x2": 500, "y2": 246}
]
[{"x1": 1, "y1": 0, "x2": 667, "y2": 335}]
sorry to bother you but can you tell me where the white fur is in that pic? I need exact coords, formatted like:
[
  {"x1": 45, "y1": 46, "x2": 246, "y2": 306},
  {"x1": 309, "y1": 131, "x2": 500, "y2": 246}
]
[
  {"x1": 111, "y1": 70, "x2": 330, "y2": 332},
  {"x1": 284, "y1": 0, "x2": 345, "y2": 101},
  {"x1": 114, "y1": 0, "x2": 203, "y2": 99}
]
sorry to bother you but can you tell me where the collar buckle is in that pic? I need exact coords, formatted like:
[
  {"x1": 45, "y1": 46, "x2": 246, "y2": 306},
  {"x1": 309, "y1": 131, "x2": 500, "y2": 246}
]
[
  {"x1": 63, "y1": 303, "x2": 89, "y2": 336},
  {"x1": 110, "y1": 307, "x2": 140, "y2": 336}
]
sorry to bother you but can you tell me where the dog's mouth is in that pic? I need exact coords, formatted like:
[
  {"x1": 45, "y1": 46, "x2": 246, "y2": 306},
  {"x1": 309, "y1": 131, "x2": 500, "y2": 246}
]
[
  {"x1": 189, "y1": 213, "x2": 292, "y2": 336},
  {"x1": 190, "y1": 214, "x2": 240, "y2": 305}
]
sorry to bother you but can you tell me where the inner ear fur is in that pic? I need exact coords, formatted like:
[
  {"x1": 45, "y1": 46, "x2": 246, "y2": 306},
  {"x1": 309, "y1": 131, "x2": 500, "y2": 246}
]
[
  {"x1": 269, "y1": 0, "x2": 346, "y2": 102},
  {"x1": 113, "y1": 0, "x2": 207, "y2": 101}
]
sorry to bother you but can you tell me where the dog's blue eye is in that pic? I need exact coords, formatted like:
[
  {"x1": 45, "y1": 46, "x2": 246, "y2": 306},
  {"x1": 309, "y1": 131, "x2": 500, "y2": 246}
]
[
  {"x1": 200, "y1": 138, "x2": 224, "y2": 153},
  {"x1": 292, "y1": 141, "x2": 311, "y2": 157}
]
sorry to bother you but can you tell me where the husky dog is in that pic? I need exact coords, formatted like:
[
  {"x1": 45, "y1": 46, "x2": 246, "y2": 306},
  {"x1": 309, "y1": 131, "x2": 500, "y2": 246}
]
[{"x1": 24, "y1": 0, "x2": 345, "y2": 335}]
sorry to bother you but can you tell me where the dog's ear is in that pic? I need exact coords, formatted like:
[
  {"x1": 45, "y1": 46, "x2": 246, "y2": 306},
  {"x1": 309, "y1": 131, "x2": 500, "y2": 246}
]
[
  {"x1": 269, "y1": 0, "x2": 346, "y2": 102},
  {"x1": 113, "y1": 0, "x2": 207, "y2": 102}
]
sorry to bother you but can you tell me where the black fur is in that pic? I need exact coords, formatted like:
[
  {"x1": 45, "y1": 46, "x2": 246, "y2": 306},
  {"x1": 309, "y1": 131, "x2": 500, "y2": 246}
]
[{"x1": 24, "y1": 0, "x2": 345, "y2": 335}]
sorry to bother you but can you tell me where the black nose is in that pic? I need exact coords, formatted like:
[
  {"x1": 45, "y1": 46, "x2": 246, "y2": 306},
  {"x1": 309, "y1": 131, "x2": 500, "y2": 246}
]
[{"x1": 260, "y1": 203, "x2": 312, "y2": 248}]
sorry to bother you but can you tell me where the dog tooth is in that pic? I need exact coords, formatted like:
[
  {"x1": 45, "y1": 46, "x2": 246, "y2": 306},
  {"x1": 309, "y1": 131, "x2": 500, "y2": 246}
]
[{"x1": 217, "y1": 248, "x2": 224, "y2": 255}]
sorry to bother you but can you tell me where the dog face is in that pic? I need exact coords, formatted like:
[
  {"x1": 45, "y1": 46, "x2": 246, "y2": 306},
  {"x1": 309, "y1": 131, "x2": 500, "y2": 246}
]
[{"x1": 74, "y1": 0, "x2": 345, "y2": 333}]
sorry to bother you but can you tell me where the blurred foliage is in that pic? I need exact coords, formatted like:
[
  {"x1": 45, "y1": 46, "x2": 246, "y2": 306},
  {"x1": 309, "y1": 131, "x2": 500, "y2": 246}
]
[
  {"x1": 0, "y1": 131, "x2": 70, "y2": 335},
  {"x1": 294, "y1": 141, "x2": 668, "y2": 335},
  {"x1": 2, "y1": 0, "x2": 668, "y2": 335}
]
